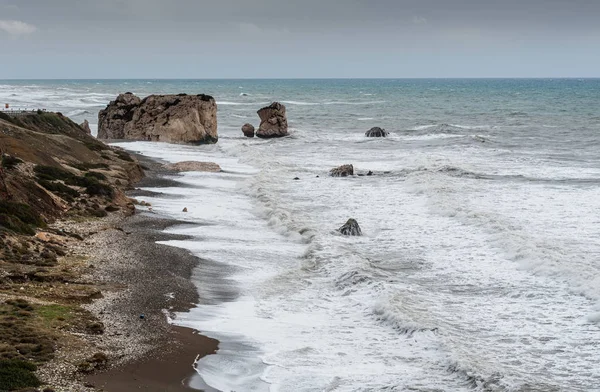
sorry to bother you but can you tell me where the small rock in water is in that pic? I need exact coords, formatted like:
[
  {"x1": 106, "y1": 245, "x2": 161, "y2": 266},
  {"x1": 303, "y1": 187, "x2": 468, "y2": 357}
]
[
  {"x1": 365, "y1": 127, "x2": 388, "y2": 137},
  {"x1": 338, "y1": 218, "x2": 362, "y2": 236},
  {"x1": 367, "y1": 170, "x2": 373, "y2": 176},
  {"x1": 294, "y1": 177, "x2": 300, "y2": 180},
  {"x1": 330, "y1": 164, "x2": 354, "y2": 177},
  {"x1": 242, "y1": 123, "x2": 255, "y2": 138},
  {"x1": 183, "y1": 207, "x2": 188, "y2": 212}
]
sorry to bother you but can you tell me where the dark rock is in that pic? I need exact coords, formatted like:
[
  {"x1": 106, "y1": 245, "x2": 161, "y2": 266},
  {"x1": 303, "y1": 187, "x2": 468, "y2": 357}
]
[
  {"x1": 365, "y1": 127, "x2": 388, "y2": 137},
  {"x1": 256, "y1": 102, "x2": 288, "y2": 138},
  {"x1": 293, "y1": 177, "x2": 300, "y2": 180},
  {"x1": 367, "y1": 171, "x2": 373, "y2": 176},
  {"x1": 330, "y1": 164, "x2": 354, "y2": 177},
  {"x1": 338, "y1": 218, "x2": 362, "y2": 236},
  {"x1": 242, "y1": 123, "x2": 255, "y2": 138}
]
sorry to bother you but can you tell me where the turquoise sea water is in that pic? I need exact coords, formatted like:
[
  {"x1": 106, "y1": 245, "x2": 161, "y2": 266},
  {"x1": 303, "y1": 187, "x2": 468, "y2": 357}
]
[{"x1": 2, "y1": 79, "x2": 600, "y2": 391}]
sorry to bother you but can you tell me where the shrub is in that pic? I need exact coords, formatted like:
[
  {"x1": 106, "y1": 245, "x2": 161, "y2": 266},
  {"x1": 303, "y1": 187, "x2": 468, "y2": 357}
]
[
  {"x1": 84, "y1": 171, "x2": 107, "y2": 181},
  {"x1": 70, "y1": 162, "x2": 110, "y2": 171},
  {"x1": 34, "y1": 165, "x2": 74, "y2": 182},
  {"x1": 0, "y1": 201, "x2": 44, "y2": 235},
  {"x1": 114, "y1": 150, "x2": 134, "y2": 162},
  {"x1": 0, "y1": 359, "x2": 41, "y2": 390},
  {"x1": 1, "y1": 155, "x2": 23, "y2": 170},
  {"x1": 84, "y1": 141, "x2": 107, "y2": 152},
  {"x1": 38, "y1": 179, "x2": 79, "y2": 200}
]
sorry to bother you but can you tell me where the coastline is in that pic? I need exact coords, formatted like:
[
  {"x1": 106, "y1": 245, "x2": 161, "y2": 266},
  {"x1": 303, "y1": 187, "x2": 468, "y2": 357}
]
[{"x1": 37, "y1": 154, "x2": 220, "y2": 391}]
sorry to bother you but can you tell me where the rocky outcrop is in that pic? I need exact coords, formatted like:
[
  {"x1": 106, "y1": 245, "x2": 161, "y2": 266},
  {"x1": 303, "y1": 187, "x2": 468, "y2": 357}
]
[
  {"x1": 165, "y1": 161, "x2": 221, "y2": 172},
  {"x1": 97, "y1": 93, "x2": 218, "y2": 144},
  {"x1": 339, "y1": 219, "x2": 362, "y2": 236},
  {"x1": 256, "y1": 102, "x2": 288, "y2": 138},
  {"x1": 80, "y1": 120, "x2": 92, "y2": 135},
  {"x1": 242, "y1": 123, "x2": 255, "y2": 138},
  {"x1": 330, "y1": 164, "x2": 354, "y2": 177},
  {"x1": 365, "y1": 127, "x2": 388, "y2": 137}
]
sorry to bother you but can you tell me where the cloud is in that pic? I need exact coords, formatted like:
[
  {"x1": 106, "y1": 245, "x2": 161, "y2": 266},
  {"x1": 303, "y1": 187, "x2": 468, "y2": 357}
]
[
  {"x1": 0, "y1": 20, "x2": 37, "y2": 35},
  {"x1": 412, "y1": 16, "x2": 428, "y2": 25}
]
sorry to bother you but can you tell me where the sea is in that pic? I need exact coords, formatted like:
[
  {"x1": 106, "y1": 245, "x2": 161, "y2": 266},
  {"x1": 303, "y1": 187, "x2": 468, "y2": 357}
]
[{"x1": 1, "y1": 79, "x2": 600, "y2": 391}]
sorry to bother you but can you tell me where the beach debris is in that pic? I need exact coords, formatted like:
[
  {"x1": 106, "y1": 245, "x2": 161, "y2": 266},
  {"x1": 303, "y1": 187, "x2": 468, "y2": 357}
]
[
  {"x1": 139, "y1": 314, "x2": 145, "y2": 319},
  {"x1": 183, "y1": 207, "x2": 188, "y2": 212},
  {"x1": 330, "y1": 164, "x2": 354, "y2": 177},
  {"x1": 256, "y1": 102, "x2": 288, "y2": 138},
  {"x1": 165, "y1": 161, "x2": 221, "y2": 172},
  {"x1": 242, "y1": 123, "x2": 255, "y2": 138},
  {"x1": 338, "y1": 218, "x2": 363, "y2": 236},
  {"x1": 365, "y1": 127, "x2": 388, "y2": 137}
]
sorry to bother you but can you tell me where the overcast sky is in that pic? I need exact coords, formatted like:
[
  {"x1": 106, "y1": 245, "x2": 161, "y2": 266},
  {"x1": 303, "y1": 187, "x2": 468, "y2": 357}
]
[{"x1": 1, "y1": 0, "x2": 599, "y2": 78}]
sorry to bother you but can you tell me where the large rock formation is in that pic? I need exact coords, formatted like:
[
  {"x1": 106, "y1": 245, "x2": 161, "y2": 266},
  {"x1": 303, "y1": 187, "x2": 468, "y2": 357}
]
[
  {"x1": 256, "y1": 102, "x2": 288, "y2": 138},
  {"x1": 97, "y1": 93, "x2": 218, "y2": 144},
  {"x1": 339, "y1": 219, "x2": 362, "y2": 236},
  {"x1": 365, "y1": 127, "x2": 388, "y2": 137},
  {"x1": 330, "y1": 164, "x2": 354, "y2": 177},
  {"x1": 242, "y1": 123, "x2": 255, "y2": 138}
]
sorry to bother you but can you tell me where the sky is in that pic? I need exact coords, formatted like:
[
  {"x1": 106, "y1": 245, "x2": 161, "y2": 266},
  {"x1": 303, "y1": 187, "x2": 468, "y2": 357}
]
[{"x1": 0, "y1": 0, "x2": 599, "y2": 78}]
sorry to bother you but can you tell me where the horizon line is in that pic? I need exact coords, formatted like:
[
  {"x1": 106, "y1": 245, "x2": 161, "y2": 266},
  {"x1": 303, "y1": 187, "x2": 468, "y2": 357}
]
[{"x1": 1, "y1": 77, "x2": 600, "y2": 81}]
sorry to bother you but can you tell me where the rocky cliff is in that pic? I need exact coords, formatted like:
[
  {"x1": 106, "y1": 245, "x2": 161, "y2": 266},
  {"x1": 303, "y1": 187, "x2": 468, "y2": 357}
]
[{"x1": 97, "y1": 93, "x2": 218, "y2": 144}]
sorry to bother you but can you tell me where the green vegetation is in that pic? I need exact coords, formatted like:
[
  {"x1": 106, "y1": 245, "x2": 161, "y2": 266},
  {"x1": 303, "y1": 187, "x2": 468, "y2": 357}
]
[
  {"x1": 0, "y1": 201, "x2": 45, "y2": 235},
  {"x1": 84, "y1": 171, "x2": 107, "y2": 181},
  {"x1": 83, "y1": 141, "x2": 107, "y2": 152},
  {"x1": 1, "y1": 155, "x2": 23, "y2": 170},
  {"x1": 34, "y1": 165, "x2": 113, "y2": 199},
  {"x1": 0, "y1": 359, "x2": 41, "y2": 390},
  {"x1": 70, "y1": 162, "x2": 109, "y2": 171},
  {"x1": 115, "y1": 150, "x2": 134, "y2": 162},
  {"x1": 37, "y1": 179, "x2": 79, "y2": 202},
  {"x1": 36, "y1": 304, "x2": 75, "y2": 328}
]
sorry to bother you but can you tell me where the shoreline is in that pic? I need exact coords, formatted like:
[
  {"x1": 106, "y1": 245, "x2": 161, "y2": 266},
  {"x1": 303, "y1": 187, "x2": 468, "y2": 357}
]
[
  {"x1": 84, "y1": 153, "x2": 220, "y2": 391},
  {"x1": 37, "y1": 153, "x2": 221, "y2": 391}
]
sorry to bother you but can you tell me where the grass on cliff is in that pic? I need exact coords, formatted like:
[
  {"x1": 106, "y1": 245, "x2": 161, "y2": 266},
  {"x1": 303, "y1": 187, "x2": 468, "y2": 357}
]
[
  {"x1": 0, "y1": 359, "x2": 41, "y2": 390},
  {"x1": 0, "y1": 201, "x2": 45, "y2": 235},
  {"x1": 34, "y1": 165, "x2": 113, "y2": 198}
]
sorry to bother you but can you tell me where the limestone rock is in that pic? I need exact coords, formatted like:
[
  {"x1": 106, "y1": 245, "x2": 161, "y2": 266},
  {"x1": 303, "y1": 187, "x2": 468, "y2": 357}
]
[
  {"x1": 256, "y1": 102, "x2": 288, "y2": 138},
  {"x1": 80, "y1": 119, "x2": 92, "y2": 134},
  {"x1": 330, "y1": 164, "x2": 354, "y2": 177},
  {"x1": 97, "y1": 93, "x2": 218, "y2": 144},
  {"x1": 165, "y1": 161, "x2": 221, "y2": 172},
  {"x1": 339, "y1": 219, "x2": 362, "y2": 236},
  {"x1": 365, "y1": 127, "x2": 388, "y2": 137},
  {"x1": 242, "y1": 123, "x2": 255, "y2": 138}
]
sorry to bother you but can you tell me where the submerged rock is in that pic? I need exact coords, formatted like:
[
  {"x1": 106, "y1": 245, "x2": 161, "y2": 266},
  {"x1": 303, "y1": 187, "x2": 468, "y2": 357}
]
[
  {"x1": 98, "y1": 93, "x2": 218, "y2": 144},
  {"x1": 80, "y1": 119, "x2": 92, "y2": 134},
  {"x1": 242, "y1": 123, "x2": 255, "y2": 138},
  {"x1": 339, "y1": 218, "x2": 362, "y2": 236},
  {"x1": 365, "y1": 127, "x2": 388, "y2": 137},
  {"x1": 330, "y1": 164, "x2": 354, "y2": 177},
  {"x1": 165, "y1": 161, "x2": 221, "y2": 172},
  {"x1": 256, "y1": 102, "x2": 288, "y2": 138}
]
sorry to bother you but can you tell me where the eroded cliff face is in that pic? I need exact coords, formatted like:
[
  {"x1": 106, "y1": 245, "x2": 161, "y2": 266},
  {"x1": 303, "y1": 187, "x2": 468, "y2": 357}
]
[{"x1": 97, "y1": 93, "x2": 218, "y2": 144}]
